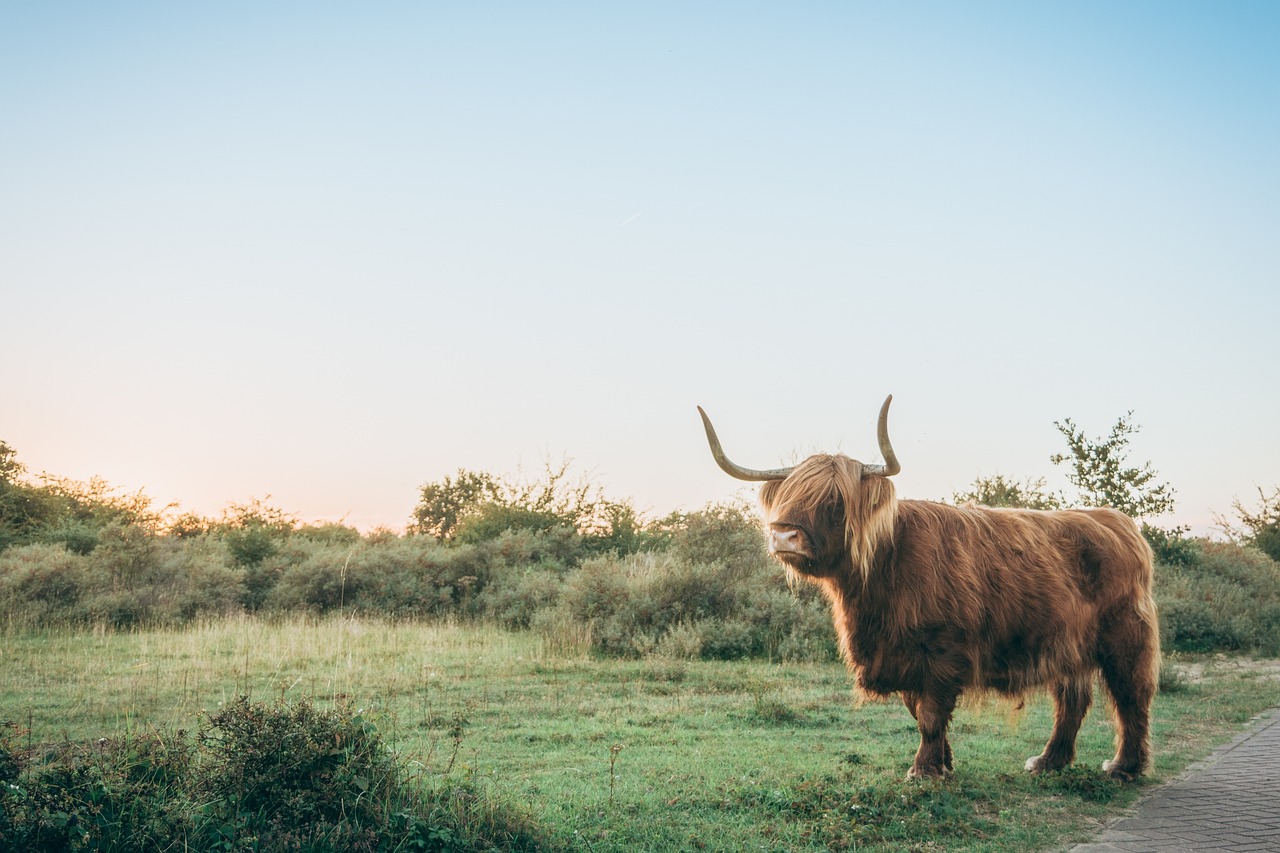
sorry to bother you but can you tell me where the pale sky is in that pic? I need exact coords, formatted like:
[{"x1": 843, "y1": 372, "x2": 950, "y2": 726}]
[{"x1": 3, "y1": 3, "x2": 1277, "y2": 535}]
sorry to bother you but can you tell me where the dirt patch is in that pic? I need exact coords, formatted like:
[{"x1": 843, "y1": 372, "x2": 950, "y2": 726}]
[{"x1": 1171, "y1": 655, "x2": 1280, "y2": 684}]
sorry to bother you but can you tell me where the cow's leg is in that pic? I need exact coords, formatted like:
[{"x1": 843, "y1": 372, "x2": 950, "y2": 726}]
[
  {"x1": 903, "y1": 691, "x2": 953, "y2": 773},
  {"x1": 1024, "y1": 675, "x2": 1092, "y2": 773},
  {"x1": 905, "y1": 688, "x2": 957, "y2": 779},
  {"x1": 1097, "y1": 606, "x2": 1159, "y2": 781}
]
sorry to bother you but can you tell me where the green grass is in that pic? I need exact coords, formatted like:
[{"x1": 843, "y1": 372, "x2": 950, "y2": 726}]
[{"x1": 4, "y1": 615, "x2": 1278, "y2": 852}]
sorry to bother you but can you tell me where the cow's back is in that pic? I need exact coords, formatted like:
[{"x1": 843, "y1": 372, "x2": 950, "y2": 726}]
[{"x1": 844, "y1": 501, "x2": 1154, "y2": 696}]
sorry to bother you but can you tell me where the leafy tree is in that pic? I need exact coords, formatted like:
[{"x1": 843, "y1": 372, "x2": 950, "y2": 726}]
[
  {"x1": 0, "y1": 441, "x2": 22, "y2": 484},
  {"x1": 37, "y1": 473, "x2": 168, "y2": 531},
  {"x1": 454, "y1": 504, "x2": 568, "y2": 544},
  {"x1": 216, "y1": 497, "x2": 298, "y2": 566},
  {"x1": 1049, "y1": 412, "x2": 1191, "y2": 562},
  {"x1": 412, "y1": 469, "x2": 502, "y2": 541},
  {"x1": 1219, "y1": 487, "x2": 1280, "y2": 562},
  {"x1": 1050, "y1": 412, "x2": 1176, "y2": 520},
  {"x1": 952, "y1": 474, "x2": 1063, "y2": 510},
  {"x1": 0, "y1": 441, "x2": 60, "y2": 551},
  {"x1": 0, "y1": 443, "x2": 166, "y2": 553},
  {"x1": 167, "y1": 510, "x2": 214, "y2": 539},
  {"x1": 412, "y1": 460, "x2": 646, "y2": 554}
]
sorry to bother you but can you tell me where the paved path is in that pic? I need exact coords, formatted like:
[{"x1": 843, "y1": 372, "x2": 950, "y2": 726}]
[{"x1": 1070, "y1": 707, "x2": 1280, "y2": 852}]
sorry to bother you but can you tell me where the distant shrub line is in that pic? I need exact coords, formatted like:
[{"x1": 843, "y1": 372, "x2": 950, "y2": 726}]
[
  {"x1": 1, "y1": 499, "x2": 1278, "y2": 658},
  {"x1": 0, "y1": 503, "x2": 842, "y2": 663}
]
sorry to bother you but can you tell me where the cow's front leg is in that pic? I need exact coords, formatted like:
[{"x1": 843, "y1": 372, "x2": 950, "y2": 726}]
[{"x1": 905, "y1": 688, "x2": 958, "y2": 780}]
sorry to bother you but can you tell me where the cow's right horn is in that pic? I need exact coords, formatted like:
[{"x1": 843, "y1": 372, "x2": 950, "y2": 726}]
[
  {"x1": 697, "y1": 407, "x2": 794, "y2": 482},
  {"x1": 861, "y1": 394, "x2": 901, "y2": 477}
]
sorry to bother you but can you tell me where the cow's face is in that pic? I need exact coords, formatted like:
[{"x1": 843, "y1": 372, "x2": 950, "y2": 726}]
[
  {"x1": 697, "y1": 396, "x2": 900, "y2": 581},
  {"x1": 759, "y1": 454, "x2": 897, "y2": 581},
  {"x1": 759, "y1": 455, "x2": 854, "y2": 577}
]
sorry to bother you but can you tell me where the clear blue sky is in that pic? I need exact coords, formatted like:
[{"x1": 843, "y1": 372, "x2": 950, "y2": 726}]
[{"x1": 3, "y1": 2, "x2": 1277, "y2": 534}]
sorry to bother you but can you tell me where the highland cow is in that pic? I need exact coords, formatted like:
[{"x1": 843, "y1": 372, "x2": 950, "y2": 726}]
[{"x1": 698, "y1": 396, "x2": 1159, "y2": 780}]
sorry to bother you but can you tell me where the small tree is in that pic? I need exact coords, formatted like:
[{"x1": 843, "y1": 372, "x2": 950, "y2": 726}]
[
  {"x1": 216, "y1": 497, "x2": 298, "y2": 566},
  {"x1": 411, "y1": 469, "x2": 502, "y2": 541},
  {"x1": 0, "y1": 442, "x2": 61, "y2": 551},
  {"x1": 0, "y1": 449, "x2": 167, "y2": 554},
  {"x1": 0, "y1": 442, "x2": 22, "y2": 484},
  {"x1": 1050, "y1": 412, "x2": 1191, "y2": 563},
  {"x1": 412, "y1": 460, "x2": 647, "y2": 554},
  {"x1": 1218, "y1": 487, "x2": 1280, "y2": 562},
  {"x1": 1050, "y1": 412, "x2": 1175, "y2": 519},
  {"x1": 952, "y1": 474, "x2": 1062, "y2": 510}
]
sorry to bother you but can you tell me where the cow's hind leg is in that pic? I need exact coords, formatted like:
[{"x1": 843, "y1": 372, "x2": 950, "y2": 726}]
[
  {"x1": 1024, "y1": 675, "x2": 1092, "y2": 773},
  {"x1": 1097, "y1": 604, "x2": 1159, "y2": 781},
  {"x1": 903, "y1": 689, "x2": 957, "y2": 779}
]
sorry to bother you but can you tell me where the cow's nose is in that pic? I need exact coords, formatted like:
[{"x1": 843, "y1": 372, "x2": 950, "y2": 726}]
[{"x1": 769, "y1": 528, "x2": 800, "y2": 553}]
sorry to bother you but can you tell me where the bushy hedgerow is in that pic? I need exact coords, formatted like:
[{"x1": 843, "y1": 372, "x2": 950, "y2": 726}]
[
  {"x1": 1155, "y1": 541, "x2": 1280, "y2": 654},
  {"x1": 257, "y1": 529, "x2": 577, "y2": 621},
  {"x1": 0, "y1": 698, "x2": 545, "y2": 853},
  {"x1": 0, "y1": 533, "x2": 242, "y2": 629},
  {"x1": 9, "y1": 495, "x2": 1279, "y2": 662},
  {"x1": 548, "y1": 549, "x2": 838, "y2": 662}
]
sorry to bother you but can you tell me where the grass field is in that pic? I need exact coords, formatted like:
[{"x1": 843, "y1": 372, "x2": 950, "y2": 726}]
[{"x1": 4, "y1": 614, "x2": 1278, "y2": 852}]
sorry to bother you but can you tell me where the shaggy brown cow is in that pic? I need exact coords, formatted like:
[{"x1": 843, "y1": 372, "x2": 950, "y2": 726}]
[{"x1": 698, "y1": 395, "x2": 1159, "y2": 781}]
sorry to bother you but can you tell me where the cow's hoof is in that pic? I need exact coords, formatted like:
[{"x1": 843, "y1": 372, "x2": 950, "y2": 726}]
[
  {"x1": 1025, "y1": 754, "x2": 1069, "y2": 774},
  {"x1": 1102, "y1": 759, "x2": 1137, "y2": 782},
  {"x1": 906, "y1": 763, "x2": 951, "y2": 781}
]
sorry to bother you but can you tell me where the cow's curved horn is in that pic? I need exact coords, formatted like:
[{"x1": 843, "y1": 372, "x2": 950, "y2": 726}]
[
  {"x1": 861, "y1": 394, "x2": 901, "y2": 477},
  {"x1": 697, "y1": 407, "x2": 794, "y2": 482}
]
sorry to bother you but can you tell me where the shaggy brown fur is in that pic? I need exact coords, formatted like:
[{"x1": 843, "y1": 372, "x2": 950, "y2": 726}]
[{"x1": 759, "y1": 453, "x2": 1160, "y2": 781}]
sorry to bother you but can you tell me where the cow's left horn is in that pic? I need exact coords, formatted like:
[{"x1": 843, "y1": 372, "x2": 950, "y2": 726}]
[
  {"x1": 697, "y1": 407, "x2": 794, "y2": 482},
  {"x1": 862, "y1": 394, "x2": 901, "y2": 477}
]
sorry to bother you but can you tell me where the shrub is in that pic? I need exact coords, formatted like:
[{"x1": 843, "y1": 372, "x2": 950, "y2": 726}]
[
  {"x1": 193, "y1": 696, "x2": 398, "y2": 847},
  {"x1": 556, "y1": 548, "x2": 838, "y2": 662},
  {"x1": 0, "y1": 698, "x2": 546, "y2": 852},
  {"x1": 654, "y1": 499, "x2": 769, "y2": 570},
  {"x1": 1155, "y1": 541, "x2": 1280, "y2": 655},
  {"x1": 0, "y1": 726, "x2": 195, "y2": 852},
  {"x1": 0, "y1": 543, "x2": 89, "y2": 626}
]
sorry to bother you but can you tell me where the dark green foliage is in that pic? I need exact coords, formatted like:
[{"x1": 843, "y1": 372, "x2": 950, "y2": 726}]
[
  {"x1": 35, "y1": 517, "x2": 104, "y2": 556},
  {"x1": 0, "y1": 726, "x2": 195, "y2": 853},
  {"x1": 194, "y1": 696, "x2": 397, "y2": 848},
  {"x1": 1050, "y1": 412, "x2": 1176, "y2": 520},
  {"x1": 1143, "y1": 523, "x2": 1199, "y2": 566},
  {"x1": 412, "y1": 461, "x2": 653, "y2": 558},
  {"x1": 412, "y1": 469, "x2": 503, "y2": 541},
  {"x1": 1221, "y1": 486, "x2": 1280, "y2": 563},
  {"x1": 216, "y1": 497, "x2": 299, "y2": 567},
  {"x1": 952, "y1": 473, "x2": 1063, "y2": 509},
  {"x1": 0, "y1": 441, "x2": 164, "y2": 555},
  {"x1": 454, "y1": 505, "x2": 569, "y2": 544},
  {"x1": 1156, "y1": 541, "x2": 1280, "y2": 654},
  {"x1": 1031, "y1": 765, "x2": 1121, "y2": 803},
  {"x1": 0, "y1": 698, "x2": 545, "y2": 853},
  {"x1": 552, "y1": 505, "x2": 838, "y2": 662}
]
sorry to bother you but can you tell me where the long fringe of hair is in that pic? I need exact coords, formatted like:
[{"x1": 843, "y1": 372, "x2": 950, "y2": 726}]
[{"x1": 761, "y1": 455, "x2": 898, "y2": 584}]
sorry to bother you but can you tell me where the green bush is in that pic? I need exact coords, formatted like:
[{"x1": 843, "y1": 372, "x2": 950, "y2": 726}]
[
  {"x1": 1155, "y1": 541, "x2": 1280, "y2": 655},
  {"x1": 0, "y1": 698, "x2": 546, "y2": 852},
  {"x1": 193, "y1": 696, "x2": 399, "y2": 847},
  {"x1": 0, "y1": 543, "x2": 89, "y2": 626},
  {"x1": 0, "y1": 726, "x2": 195, "y2": 852},
  {"x1": 0, "y1": 537, "x2": 242, "y2": 628},
  {"x1": 555, "y1": 549, "x2": 837, "y2": 662}
]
